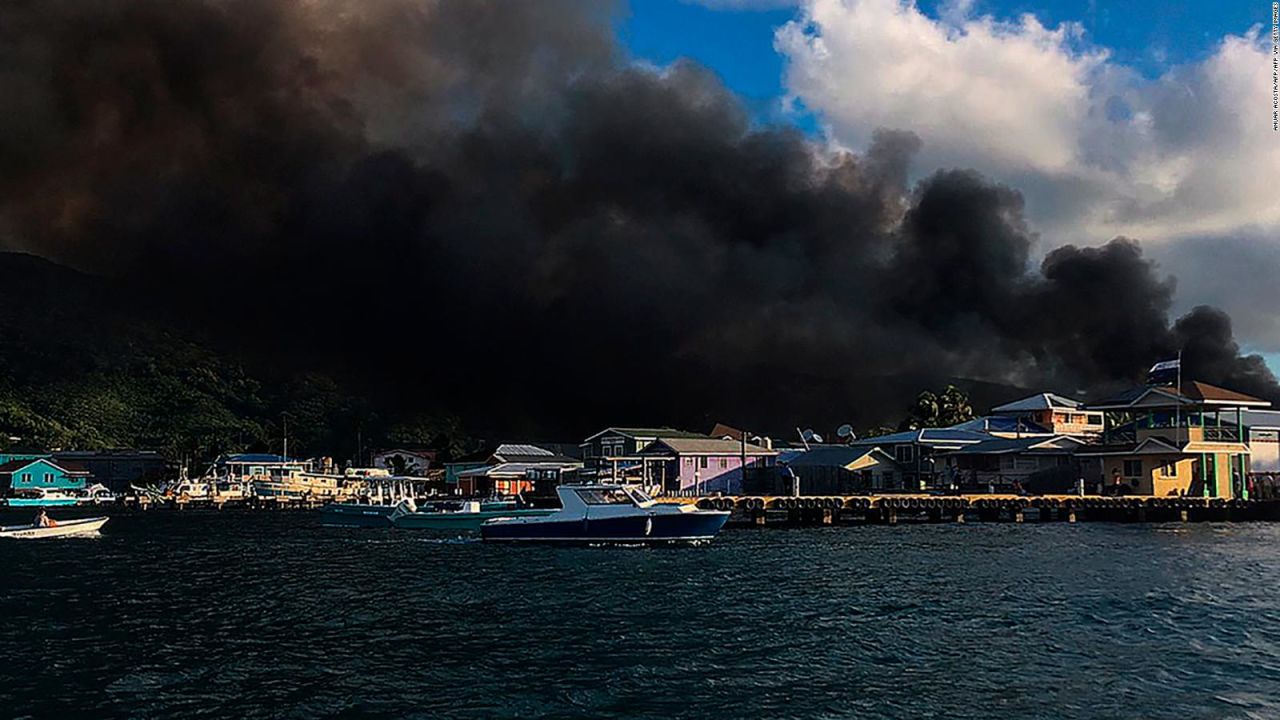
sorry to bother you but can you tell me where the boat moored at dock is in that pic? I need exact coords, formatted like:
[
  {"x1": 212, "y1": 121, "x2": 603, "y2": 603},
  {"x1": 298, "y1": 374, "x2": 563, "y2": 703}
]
[
  {"x1": 480, "y1": 484, "x2": 730, "y2": 544},
  {"x1": 5, "y1": 488, "x2": 81, "y2": 507}
]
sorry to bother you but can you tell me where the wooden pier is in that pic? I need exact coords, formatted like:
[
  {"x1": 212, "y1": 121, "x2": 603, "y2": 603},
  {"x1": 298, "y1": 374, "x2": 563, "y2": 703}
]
[{"x1": 672, "y1": 494, "x2": 1280, "y2": 525}]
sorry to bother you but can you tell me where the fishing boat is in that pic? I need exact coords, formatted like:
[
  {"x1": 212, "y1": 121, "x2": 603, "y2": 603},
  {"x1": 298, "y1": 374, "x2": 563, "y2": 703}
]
[
  {"x1": 480, "y1": 484, "x2": 730, "y2": 544},
  {"x1": 5, "y1": 487, "x2": 80, "y2": 507},
  {"x1": 0, "y1": 516, "x2": 109, "y2": 539},
  {"x1": 319, "y1": 498, "x2": 417, "y2": 528},
  {"x1": 392, "y1": 499, "x2": 555, "y2": 531},
  {"x1": 81, "y1": 484, "x2": 118, "y2": 505}
]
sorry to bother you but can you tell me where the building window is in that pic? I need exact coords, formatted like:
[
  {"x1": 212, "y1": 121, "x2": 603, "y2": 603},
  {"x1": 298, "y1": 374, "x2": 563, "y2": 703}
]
[
  {"x1": 1157, "y1": 460, "x2": 1178, "y2": 477},
  {"x1": 1122, "y1": 460, "x2": 1142, "y2": 478},
  {"x1": 700, "y1": 457, "x2": 708, "y2": 469},
  {"x1": 719, "y1": 458, "x2": 728, "y2": 469},
  {"x1": 21, "y1": 472, "x2": 31, "y2": 484},
  {"x1": 44, "y1": 472, "x2": 54, "y2": 484},
  {"x1": 895, "y1": 445, "x2": 914, "y2": 463}
]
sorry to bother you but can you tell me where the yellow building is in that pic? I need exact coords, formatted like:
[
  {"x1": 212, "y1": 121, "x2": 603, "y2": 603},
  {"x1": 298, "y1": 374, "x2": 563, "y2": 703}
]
[{"x1": 1080, "y1": 382, "x2": 1268, "y2": 498}]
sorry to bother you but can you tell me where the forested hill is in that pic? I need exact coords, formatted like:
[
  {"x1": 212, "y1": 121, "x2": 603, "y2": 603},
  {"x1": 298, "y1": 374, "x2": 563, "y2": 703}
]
[{"x1": 0, "y1": 252, "x2": 466, "y2": 462}]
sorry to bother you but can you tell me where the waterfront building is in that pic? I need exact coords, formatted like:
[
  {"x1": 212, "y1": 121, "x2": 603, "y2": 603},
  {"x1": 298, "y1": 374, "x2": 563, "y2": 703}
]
[
  {"x1": 579, "y1": 427, "x2": 710, "y2": 482},
  {"x1": 638, "y1": 437, "x2": 777, "y2": 495},
  {"x1": 454, "y1": 444, "x2": 582, "y2": 496},
  {"x1": 0, "y1": 457, "x2": 90, "y2": 494},
  {"x1": 1078, "y1": 381, "x2": 1268, "y2": 498},
  {"x1": 846, "y1": 428, "x2": 988, "y2": 490},
  {"x1": 52, "y1": 449, "x2": 168, "y2": 494},
  {"x1": 936, "y1": 435, "x2": 1085, "y2": 493},
  {"x1": 990, "y1": 393, "x2": 1104, "y2": 437},
  {"x1": 770, "y1": 446, "x2": 903, "y2": 494},
  {"x1": 371, "y1": 448, "x2": 437, "y2": 475}
]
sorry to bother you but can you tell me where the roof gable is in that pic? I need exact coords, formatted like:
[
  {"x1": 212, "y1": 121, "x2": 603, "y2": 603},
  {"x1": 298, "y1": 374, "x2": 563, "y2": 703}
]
[
  {"x1": 0, "y1": 457, "x2": 88, "y2": 475},
  {"x1": 991, "y1": 392, "x2": 1083, "y2": 413}
]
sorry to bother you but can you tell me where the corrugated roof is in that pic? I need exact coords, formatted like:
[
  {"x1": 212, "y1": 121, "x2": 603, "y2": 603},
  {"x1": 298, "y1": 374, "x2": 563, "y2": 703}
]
[
  {"x1": 783, "y1": 446, "x2": 895, "y2": 468},
  {"x1": 644, "y1": 437, "x2": 775, "y2": 455},
  {"x1": 581, "y1": 427, "x2": 708, "y2": 443},
  {"x1": 991, "y1": 393, "x2": 1083, "y2": 413},
  {"x1": 456, "y1": 460, "x2": 582, "y2": 478},
  {"x1": 942, "y1": 436, "x2": 1084, "y2": 455},
  {"x1": 222, "y1": 453, "x2": 290, "y2": 463},
  {"x1": 948, "y1": 416, "x2": 1052, "y2": 434},
  {"x1": 1090, "y1": 382, "x2": 1270, "y2": 409},
  {"x1": 850, "y1": 428, "x2": 988, "y2": 446},
  {"x1": 0, "y1": 457, "x2": 89, "y2": 474},
  {"x1": 493, "y1": 444, "x2": 552, "y2": 458}
]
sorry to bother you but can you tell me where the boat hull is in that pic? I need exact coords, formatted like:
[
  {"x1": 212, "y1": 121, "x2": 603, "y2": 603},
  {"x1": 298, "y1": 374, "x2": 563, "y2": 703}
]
[
  {"x1": 394, "y1": 508, "x2": 555, "y2": 531},
  {"x1": 0, "y1": 516, "x2": 109, "y2": 539},
  {"x1": 481, "y1": 510, "x2": 730, "y2": 544},
  {"x1": 319, "y1": 503, "x2": 399, "y2": 528},
  {"x1": 6, "y1": 497, "x2": 79, "y2": 507}
]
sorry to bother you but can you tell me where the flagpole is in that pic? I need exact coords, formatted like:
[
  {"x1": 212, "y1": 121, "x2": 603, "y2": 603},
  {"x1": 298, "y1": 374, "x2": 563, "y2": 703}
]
[{"x1": 1176, "y1": 347, "x2": 1183, "y2": 446}]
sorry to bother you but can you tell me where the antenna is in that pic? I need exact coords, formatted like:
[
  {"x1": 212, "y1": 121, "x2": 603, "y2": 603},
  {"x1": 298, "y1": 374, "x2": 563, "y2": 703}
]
[
  {"x1": 836, "y1": 424, "x2": 855, "y2": 444},
  {"x1": 796, "y1": 427, "x2": 811, "y2": 451}
]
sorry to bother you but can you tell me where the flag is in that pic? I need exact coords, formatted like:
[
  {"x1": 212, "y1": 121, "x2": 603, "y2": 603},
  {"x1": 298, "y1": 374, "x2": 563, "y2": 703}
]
[{"x1": 1146, "y1": 358, "x2": 1180, "y2": 386}]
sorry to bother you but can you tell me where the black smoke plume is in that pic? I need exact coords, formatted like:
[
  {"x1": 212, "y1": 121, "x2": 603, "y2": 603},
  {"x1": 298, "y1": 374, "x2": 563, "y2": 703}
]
[{"x1": 0, "y1": 0, "x2": 1274, "y2": 438}]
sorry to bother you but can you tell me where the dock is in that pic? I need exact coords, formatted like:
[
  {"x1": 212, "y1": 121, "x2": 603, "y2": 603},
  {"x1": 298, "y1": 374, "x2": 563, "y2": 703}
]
[{"x1": 669, "y1": 494, "x2": 1280, "y2": 525}]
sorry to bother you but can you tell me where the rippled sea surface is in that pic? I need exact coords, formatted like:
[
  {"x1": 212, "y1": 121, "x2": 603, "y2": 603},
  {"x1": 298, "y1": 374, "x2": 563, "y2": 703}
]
[{"x1": 2, "y1": 511, "x2": 1279, "y2": 719}]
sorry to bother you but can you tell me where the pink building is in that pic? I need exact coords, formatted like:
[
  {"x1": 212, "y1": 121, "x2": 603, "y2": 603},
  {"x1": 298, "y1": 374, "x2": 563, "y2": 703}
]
[{"x1": 639, "y1": 437, "x2": 777, "y2": 495}]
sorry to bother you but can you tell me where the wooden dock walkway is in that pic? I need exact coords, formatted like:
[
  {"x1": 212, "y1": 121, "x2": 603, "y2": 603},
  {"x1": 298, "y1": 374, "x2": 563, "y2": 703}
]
[{"x1": 664, "y1": 494, "x2": 1280, "y2": 525}]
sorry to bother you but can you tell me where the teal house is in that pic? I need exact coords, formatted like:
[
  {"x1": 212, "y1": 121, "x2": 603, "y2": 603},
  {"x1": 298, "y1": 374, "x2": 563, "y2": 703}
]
[{"x1": 0, "y1": 457, "x2": 89, "y2": 493}]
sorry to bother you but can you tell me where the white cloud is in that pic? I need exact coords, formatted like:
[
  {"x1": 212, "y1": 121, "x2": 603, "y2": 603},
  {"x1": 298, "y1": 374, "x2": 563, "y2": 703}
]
[{"x1": 775, "y1": 0, "x2": 1280, "y2": 245}]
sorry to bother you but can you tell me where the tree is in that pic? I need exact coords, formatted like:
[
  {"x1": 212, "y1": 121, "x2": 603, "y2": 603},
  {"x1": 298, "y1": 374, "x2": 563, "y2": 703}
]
[{"x1": 899, "y1": 385, "x2": 973, "y2": 430}]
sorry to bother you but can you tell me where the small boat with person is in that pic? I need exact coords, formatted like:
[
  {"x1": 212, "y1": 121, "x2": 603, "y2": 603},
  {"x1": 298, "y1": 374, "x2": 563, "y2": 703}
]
[
  {"x1": 480, "y1": 484, "x2": 730, "y2": 544},
  {"x1": 0, "y1": 515, "x2": 109, "y2": 539}
]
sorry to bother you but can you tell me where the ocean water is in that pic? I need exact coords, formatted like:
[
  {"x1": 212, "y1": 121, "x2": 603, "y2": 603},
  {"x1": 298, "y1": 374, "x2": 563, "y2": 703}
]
[{"x1": 2, "y1": 512, "x2": 1279, "y2": 719}]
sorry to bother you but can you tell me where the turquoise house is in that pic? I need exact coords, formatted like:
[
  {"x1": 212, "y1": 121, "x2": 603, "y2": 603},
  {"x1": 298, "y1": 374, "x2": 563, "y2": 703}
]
[{"x1": 0, "y1": 457, "x2": 89, "y2": 493}]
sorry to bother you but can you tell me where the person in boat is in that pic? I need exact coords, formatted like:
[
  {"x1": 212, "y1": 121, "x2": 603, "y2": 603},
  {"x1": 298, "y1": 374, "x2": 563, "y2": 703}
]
[{"x1": 33, "y1": 508, "x2": 57, "y2": 528}]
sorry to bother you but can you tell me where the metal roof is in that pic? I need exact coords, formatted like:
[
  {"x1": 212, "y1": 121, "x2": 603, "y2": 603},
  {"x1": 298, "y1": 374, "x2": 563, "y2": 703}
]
[
  {"x1": 782, "y1": 446, "x2": 897, "y2": 468},
  {"x1": 849, "y1": 428, "x2": 989, "y2": 446},
  {"x1": 941, "y1": 436, "x2": 1084, "y2": 455},
  {"x1": 493, "y1": 444, "x2": 553, "y2": 458},
  {"x1": 222, "y1": 453, "x2": 291, "y2": 463},
  {"x1": 456, "y1": 460, "x2": 582, "y2": 478},
  {"x1": 991, "y1": 393, "x2": 1084, "y2": 413},
  {"x1": 641, "y1": 437, "x2": 775, "y2": 455},
  {"x1": 1089, "y1": 382, "x2": 1270, "y2": 410},
  {"x1": 581, "y1": 427, "x2": 708, "y2": 444},
  {"x1": 948, "y1": 416, "x2": 1052, "y2": 434}
]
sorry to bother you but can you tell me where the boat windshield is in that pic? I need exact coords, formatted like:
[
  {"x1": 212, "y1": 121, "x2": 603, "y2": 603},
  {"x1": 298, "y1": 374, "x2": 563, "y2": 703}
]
[
  {"x1": 625, "y1": 487, "x2": 655, "y2": 505},
  {"x1": 575, "y1": 488, "x2": 636, "y2": 506}
]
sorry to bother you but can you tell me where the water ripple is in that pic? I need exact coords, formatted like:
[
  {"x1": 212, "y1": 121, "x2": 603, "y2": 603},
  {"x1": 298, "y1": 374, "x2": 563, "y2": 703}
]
[{"x1": 2, "y1": 514, "x2": 1279, "y2": 718}]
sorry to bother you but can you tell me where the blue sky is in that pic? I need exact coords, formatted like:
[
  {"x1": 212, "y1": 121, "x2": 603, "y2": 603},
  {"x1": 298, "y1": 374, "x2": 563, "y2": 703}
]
[{"x1": 619, "y1": 0, "x2": 1266, "y2": 125}]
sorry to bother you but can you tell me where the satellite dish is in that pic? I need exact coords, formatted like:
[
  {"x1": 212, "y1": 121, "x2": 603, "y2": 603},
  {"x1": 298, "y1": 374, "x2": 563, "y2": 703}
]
[
  {"x1": 836, "y1": 424, "x2": 855, "y2": 442},
  {"x1": 802, "y1": 428, "x2": 817, "y2": 442}
]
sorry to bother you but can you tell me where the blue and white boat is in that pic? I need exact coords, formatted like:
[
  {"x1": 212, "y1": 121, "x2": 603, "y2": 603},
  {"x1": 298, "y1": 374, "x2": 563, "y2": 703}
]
[
  {"x1": 480, "y1": 484, "x2": 730, "y2": 544},
  {"x1": 5, "y1": 488, "x2": 80, "y2": 507}
]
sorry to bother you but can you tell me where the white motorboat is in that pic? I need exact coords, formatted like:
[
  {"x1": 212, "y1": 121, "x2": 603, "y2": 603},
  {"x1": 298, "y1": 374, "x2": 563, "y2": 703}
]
[
  {"x1": 481, "y1": 484, "x2": 731, "y2": 544},
  {"x1": 0, "y1": 516, "x2": 109, "y2": 539}
]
